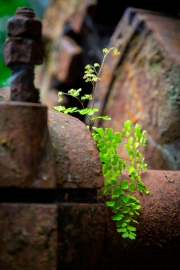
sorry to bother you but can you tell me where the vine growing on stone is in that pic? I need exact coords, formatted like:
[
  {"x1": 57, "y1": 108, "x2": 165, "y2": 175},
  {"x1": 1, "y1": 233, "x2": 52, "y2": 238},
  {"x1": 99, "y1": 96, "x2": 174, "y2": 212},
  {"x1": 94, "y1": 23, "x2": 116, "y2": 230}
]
[{"x1": 54, "y1": 47, "x2": 149, "y2": 239}]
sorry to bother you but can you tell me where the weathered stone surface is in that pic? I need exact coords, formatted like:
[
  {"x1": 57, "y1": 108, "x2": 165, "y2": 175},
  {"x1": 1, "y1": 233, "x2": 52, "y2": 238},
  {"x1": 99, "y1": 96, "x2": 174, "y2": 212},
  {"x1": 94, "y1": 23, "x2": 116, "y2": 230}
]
[
  {"x1": 42, "y1": 0, "x2": 97, "y2": 40},
  {"x1": 0, "y1": 102, "x2": 56, "y2": 188},
  {"x1": 48, "y1": 108, "x2": 104, "y2": 188},
  {"x1": 0, "y1": 204, "x2": 57, "y2": 270},
  {"x1": 89, "y1": 7, "x2": 180, "y2": 169},
  {"x1": 58, "y1": 203, "x2": 105, "y2": 269},
  {"x1": 50, "y1": 36, "x2": 83, "y2": 84},
  {"x1": 98, "y1": 170, "x2": 180, "y2": 270}
]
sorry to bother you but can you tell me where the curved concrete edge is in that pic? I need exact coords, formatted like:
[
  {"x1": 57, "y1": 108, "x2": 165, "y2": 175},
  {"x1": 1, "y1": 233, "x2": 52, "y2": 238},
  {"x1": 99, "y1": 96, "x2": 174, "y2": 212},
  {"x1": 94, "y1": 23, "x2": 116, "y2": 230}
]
[
  {"x1": 48, "y1": 108, "x2": 104, "y2": 188},
  {"x1": 98, "y1": 169, "x2": 180, "y2": 269}
]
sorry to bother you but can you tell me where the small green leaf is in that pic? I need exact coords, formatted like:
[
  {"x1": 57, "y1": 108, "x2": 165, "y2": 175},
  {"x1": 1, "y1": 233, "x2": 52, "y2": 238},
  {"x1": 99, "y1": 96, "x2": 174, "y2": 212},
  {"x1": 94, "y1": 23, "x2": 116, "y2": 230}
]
[
  {"x1": 54, "y1": 105, "x2": 66, "y2": 112},
  {"x1": 92, "y1": 134, "x2": 100, "y2": 141},
  {"x1": 105, "y1": 170, "x2": 113, "y2": 178},
  {"x1": 114, "y1": 200, "x2": 122, "y2": 210},
  {"x1": 113, "y1": 48, "x2": 121, "y2": 55},
  {"x1": 138, "y1": 185, "x2": 143, "y2": 193},
  {"x1": 124, "y1": 217, "x2": 131, "y2": 222},
  {"x1": 114, "y1": 132, "x2": 122, "y2": 143},
  {"x1": 132, "y1": 204, "x2": 141, "y2": 210},
  {"x1": 106, "y1": 201, "x2": 115, "y2": 207},
  {"x1": 112, "y1": 209, "x2": 119, "y2": 213},
  {"x1": 122, "y1": 207, "x2": 130, "y2": 213},
  {"x1": 111, "y1": 178, "x2": 117, "y2": 185},
  {"x1": 102, "y1": 164, "x2": 107, "y2": 174},
  {"x1": 120, "y1": 180, "x2": 128, "y2": 190},
  {"x1": 112, "y1": 187, "x2": 121, "y2": 197},
  {"x1": 117, "y1": 228, "x2": 127, "y2": 233},
  {"x1": 93, "y1": 127, "x2": 104, "y2": 137},
  {"x1": 90, "y1": 116, "x2": 111, "y2": 121},
  {"x1": 103, "y1": 48, "x2": 109, "y2": 54},
  {"x1": 122, "y1": 128, "x2": 126, "y2": 134},
  {"x1": 112, "y1": 195, "x2": 119, "y2": 200},
  {"x1": 122, "y1": 232, "x2": 129, "y2": 238},
  {"x1": 134, "y1": 142, "x2": 139, "y2": 149},
  {"x1": 112, "y1": 165, "x2": 119, "y2": 172},
  {"x1": 131, "y1": 218, "x2": 139, "y2": 224},
  {"x1": 112, "y1": 154, "x2": 119, "y2": 163},
  {"x1": 130, "y1": 183, "x2": 136, "y2": 192},
  {"x1": 68, "y1": 88, "x2": 82, "y2": 97},
  {"x1": 107, "y1": 165, "x2": 112, "y2": 170},
  {"x1": 102, "y1": 153, "x2": 111, "y2": 164},
  {"x1": 128, "y1": 232, "x2": 136, "y2": 239},
  {"x1": 104, "y1": 180, "x2": 112, "y2": 186},
  {"x1": 81, "y1": 94, "x2": 92, "y2": 101},
  {"x1": 139, "y1": 182, "x2": 145, "y2": 187},
  {"x1": 122, "y1": 196, "x2": 128, "y2": 203},
  {"x1": 98, "y1": 138, "x2": 105, "y2": 148},
  {"x1": 143, "y1": 188, "x2": 150, "y2": 194},
  {"x1": 124, "y1": 120, "x2": 132, "y2": 128},
  {"x1": 111, "y1": 213, "x2": 123, "y2": 221},
  {"x1": 127, "y1": 225, "x2": 136, "y2": 232},
  {"x1": 103, "y1": 187, "x2": 110, "y2": 195},
  {"x1": 58, "y1": 95, "x2": 63, "y2": 102},
  {"x1": 106, "y1": 128, "x2": 113, "y2": 138},
  {"x1": 116, "y1": 221, "x2": 127, "y2": 227}
]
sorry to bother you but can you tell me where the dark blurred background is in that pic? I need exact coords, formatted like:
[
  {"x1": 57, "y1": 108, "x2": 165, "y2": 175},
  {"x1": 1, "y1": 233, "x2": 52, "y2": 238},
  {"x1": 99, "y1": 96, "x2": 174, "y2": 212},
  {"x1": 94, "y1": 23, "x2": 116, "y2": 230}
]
[{"x1": 0, "y1": 0, "x2": 179, "y2": 87}]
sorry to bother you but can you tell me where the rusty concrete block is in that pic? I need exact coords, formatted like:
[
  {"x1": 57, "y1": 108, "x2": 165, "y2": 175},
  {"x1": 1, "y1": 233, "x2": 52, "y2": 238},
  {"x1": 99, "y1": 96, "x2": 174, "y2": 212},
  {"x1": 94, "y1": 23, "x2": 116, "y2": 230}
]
[
  {"x1": 98, "y1": 170, "x2": 180, "y2": 270},
  {"x1": 7, "y1": 8, "x2": 42, "y2": 38},
  {"x1": 67, "y1": 0, "x2": 97, "y2": 35},
  {"x1": 0, "y1": 94, "x2": 103, "y2": 189},
  {"x1": 4, "y1": 38, "x2": 44, "y2": 66},
  {"x1": 48, "y1": 108, "x2": 104, "y2": 188},
  {"x1": 42, "y1": 0, "x2": 97, "y2": 40},
  {"x1": 0, "y1": 203, "x2": 57, "y2": 270},
  {"x1": 58, "y1": 203, "x2": 105, "y2": 270},
  {"x1": 0, "y1": 102, "x2": 56, "y2": 188},
  {"x1": 35, "y1": 0, "x2": 100, "y2": 108},
  {"x1": 90, "y1": 7, "x2": 180, "y2": 169},
  {"x1": 50, "y1": 36, "x2": 83, "y2": 84}
]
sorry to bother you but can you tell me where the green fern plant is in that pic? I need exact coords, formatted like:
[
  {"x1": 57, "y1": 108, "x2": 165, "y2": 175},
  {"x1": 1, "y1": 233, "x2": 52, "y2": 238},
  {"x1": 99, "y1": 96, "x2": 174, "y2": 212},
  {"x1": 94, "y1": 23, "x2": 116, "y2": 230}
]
[{"x1": 54, "y1": 47, "x2": 149, "y2": 239}]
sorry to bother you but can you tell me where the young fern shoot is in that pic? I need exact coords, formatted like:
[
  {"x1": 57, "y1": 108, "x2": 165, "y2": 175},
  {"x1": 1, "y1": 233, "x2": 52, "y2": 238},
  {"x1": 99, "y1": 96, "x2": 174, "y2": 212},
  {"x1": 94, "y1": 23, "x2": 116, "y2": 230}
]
[
  {"x1": 54, "y1": 47, "x2": 120, "y2": 129},
  {"x1": 54, "y1": 47, "x2": 149, "y2": 240}
]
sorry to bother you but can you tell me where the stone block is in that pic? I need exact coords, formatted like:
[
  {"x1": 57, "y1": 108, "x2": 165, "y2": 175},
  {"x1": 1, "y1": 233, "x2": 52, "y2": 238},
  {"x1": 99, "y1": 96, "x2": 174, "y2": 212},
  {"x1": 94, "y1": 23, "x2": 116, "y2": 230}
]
[
  {"x1": 0, "y1": 204, "x2": 57, "y2": 270},
  {"x1": 98, "y1": 170, "x2": 180, "y2": 270},
  {"x1": 0, "y1": 102, "x2": 56, "y2": 188},
  {"x1": 50, "y1": 36, "x2": 83, "y2": 84},
  {"x1": 90, "y1": 7, "x2": 180, "y2": 169},
  {"x1": 58, "y1": 203, "x2": 105, "y2": 270}
]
